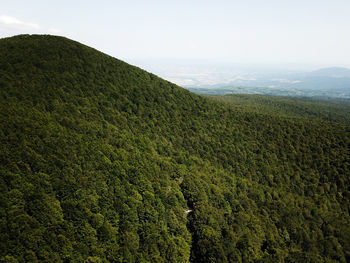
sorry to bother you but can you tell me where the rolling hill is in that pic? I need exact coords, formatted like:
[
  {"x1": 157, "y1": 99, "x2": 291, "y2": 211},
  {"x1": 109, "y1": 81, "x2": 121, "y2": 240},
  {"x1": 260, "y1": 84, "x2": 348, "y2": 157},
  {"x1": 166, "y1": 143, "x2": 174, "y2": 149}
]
[
  {"x1": 308, "y1": 67, "x2": 350, "y2": 78},
  {"x1": 0, "y1": 35, "x2": 349, "y2": 263}
]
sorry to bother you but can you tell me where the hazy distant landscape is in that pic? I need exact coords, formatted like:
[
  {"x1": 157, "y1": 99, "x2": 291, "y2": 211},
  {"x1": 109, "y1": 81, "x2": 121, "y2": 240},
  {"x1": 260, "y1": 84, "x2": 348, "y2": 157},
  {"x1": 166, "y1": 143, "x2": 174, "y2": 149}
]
[{"x1": 139, "y1": 62, "x2": 350, "y2": 98}]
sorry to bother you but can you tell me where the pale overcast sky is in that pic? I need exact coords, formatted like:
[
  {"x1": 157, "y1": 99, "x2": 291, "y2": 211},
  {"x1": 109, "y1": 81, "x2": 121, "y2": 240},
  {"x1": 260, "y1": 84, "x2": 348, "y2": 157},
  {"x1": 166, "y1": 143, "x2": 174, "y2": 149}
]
[{"x1": 1, "y1": 0, "x2": 350, "y2": 67}]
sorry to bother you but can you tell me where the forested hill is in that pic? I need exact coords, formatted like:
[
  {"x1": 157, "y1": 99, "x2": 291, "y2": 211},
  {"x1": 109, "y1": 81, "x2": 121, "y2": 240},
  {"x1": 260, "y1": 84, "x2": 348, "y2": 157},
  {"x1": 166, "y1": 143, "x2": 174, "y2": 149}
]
[
  {"x1": 207, "y1": 94, "x2": 350, "y2": 124},
  {"x1": 1, "y1": 35, "x2": 349, "y2": 263}
]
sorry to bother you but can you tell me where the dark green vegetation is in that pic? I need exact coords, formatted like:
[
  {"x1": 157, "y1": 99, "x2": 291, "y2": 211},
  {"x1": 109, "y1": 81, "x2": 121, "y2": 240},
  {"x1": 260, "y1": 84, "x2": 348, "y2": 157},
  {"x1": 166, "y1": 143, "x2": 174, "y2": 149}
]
[
  {"x1": 188, "y1": 85, "x2": 350, "y2": 98},
  {"x1": 0, "y1": 35, "x2": 349, "y2": 262},
  {"x1": 207, "y1": 94, "x2": 350, "y2": 124}
]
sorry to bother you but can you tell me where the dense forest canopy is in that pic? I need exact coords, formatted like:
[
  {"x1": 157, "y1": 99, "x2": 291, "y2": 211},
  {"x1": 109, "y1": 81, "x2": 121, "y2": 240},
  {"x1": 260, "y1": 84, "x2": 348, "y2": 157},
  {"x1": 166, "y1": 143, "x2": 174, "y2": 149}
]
[
  {"x1": 0, "y1": 35, "x2": 349, "y2": 262},
  {"x1": 207, "y1": 94, "x2": 350, "y2": 124}
]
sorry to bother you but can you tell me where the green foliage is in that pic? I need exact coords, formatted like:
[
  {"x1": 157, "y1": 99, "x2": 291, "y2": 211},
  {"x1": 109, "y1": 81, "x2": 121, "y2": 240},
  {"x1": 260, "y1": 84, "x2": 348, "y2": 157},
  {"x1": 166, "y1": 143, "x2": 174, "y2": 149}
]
[
  {"x1": 208, "y1": 94, "x2": 350, "y2": 124},
  {"x1": 0, "y1": 35, "x2": 349, "y2": 262}
]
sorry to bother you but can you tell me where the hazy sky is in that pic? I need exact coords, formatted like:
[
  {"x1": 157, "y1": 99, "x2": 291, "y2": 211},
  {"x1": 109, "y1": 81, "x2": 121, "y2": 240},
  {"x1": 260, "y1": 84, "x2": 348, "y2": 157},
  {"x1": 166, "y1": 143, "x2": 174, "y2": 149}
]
[{"x1": 1, "y1": 0, "x2": 350, "y2": 67}]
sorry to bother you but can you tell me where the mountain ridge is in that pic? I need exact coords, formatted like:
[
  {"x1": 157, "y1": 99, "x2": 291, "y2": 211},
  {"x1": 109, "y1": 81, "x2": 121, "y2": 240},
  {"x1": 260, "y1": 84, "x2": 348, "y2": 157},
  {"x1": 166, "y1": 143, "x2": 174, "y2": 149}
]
[{"x1": 309, "y1": 67, "x2": 350, "y2": 78}]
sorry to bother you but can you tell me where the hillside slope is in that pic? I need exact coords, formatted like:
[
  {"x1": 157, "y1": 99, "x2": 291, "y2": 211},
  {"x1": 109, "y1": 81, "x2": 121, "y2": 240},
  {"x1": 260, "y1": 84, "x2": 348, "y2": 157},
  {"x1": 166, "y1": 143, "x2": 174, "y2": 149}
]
[
  {"x1": 0, "y1": 35, "x2": 349, "y2": 263},
  {"x1": 208, "y1": 94, "x2": 350, "y2": 124}
]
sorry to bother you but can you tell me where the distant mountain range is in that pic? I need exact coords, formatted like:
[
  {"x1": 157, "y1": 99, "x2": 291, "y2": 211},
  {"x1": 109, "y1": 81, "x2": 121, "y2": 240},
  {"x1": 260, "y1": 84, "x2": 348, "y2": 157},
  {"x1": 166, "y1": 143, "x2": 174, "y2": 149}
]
[
  {"x1": 187, "y1": 67, "x2": 350, "y2": 98},
  {"x1": 307, "y1": 67, "x2": 350, "y2": 78}
]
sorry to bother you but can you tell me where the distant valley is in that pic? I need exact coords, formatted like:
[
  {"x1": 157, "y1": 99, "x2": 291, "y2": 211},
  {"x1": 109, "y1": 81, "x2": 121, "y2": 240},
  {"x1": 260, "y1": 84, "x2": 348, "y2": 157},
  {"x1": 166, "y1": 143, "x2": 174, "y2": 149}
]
[
  {"x1": 184, "y1": 67, "x2": 350, "y2": 98},
  {"x1": 141, "y1": 64, "x2": 350, "y2": 98}
]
